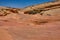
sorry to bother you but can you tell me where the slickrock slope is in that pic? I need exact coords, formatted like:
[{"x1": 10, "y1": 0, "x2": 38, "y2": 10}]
[{"x1": 0, "y1": 1, "x2": 60, "y2": 40}]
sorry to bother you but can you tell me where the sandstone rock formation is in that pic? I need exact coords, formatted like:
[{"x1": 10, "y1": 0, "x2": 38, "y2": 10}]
[{"x1": 0, "y1": 0, "x2": 60, "y2": 40}]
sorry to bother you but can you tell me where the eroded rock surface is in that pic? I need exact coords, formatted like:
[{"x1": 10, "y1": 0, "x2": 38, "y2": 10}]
[{"x1": 0, "y1": 1, "x2": 60, "y2": 40}]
